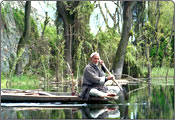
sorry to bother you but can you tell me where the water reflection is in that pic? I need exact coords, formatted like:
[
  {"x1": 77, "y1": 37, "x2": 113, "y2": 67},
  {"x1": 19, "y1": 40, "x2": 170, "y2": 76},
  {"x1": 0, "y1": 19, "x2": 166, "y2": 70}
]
[
  {"x1": 1, "y1": 106, "x2": 82, "y2": 119},
  {"x1": 127, "y1": 84, "x2": 174, "y2": 119},
  {"x1": 81, "y1": 104, "x2": 122, "y2": 119},
  {"x1": 1, "y1": 104, "x2": 123, "y2": 119},
  {"x1": 1, "y1": 84, "x2": 174, "y2": 119}
]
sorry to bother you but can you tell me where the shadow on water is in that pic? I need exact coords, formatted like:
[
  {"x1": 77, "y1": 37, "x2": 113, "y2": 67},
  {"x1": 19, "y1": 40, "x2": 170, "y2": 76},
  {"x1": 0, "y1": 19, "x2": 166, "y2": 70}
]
[{"x1": 1, "y1": 82, "x2": 174, "y2": 119}]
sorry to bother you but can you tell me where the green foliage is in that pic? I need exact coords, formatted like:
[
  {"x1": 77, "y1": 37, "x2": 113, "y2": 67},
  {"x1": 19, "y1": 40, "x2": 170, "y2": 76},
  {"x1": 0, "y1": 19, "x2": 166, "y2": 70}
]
[
  {"x1": 13, "y1": 7, "x2": 39, "y2": 40},
  {"x1": 151, "y1": 67, "x2": 174, "y2": 78},
  {"x1": 58, "y1": 110, "x2": 65, "y2": 119},
  {"x1": 59, "y1": 1, "x2": 96, "y2": 78},
  {"x1": 2, "y1": 1, "x2": 174, "y2": 92},
  {"x1": 13, "y1": 8, "x2": 24, "y2": 31},
  {"x1": 30, "y1": 17, "x2": 39, "y2": 40},
  {"x1": 27, "y1": 25, "x2": 57, "y2": 75},
  {"x1": 139, "y1": 67, "x2": 175, "y2": 84},
  {"x1": 95, "y1": 29, "x2": 120, "y2": 68},
  {"x1": 124, "y1": 43, "x2": 145, "y2": 77},
  {"x1": 1, "y1": 5, "x2": 5, "y2": 15},
  {"x1": 147, "y1": 1, "x2": 173, "y2": 67},
  {"x1": 143, "y1": 22, "x2": 154, "y2": 34},
  {"x1": 44, "y1": 25, "x2": 58, "y2": 44},
  {"x1": 10, "y1": 74, "x2": 39, "y2": 90},
  {"x1": 73, "y1": 40, "x2": 83, "y2": 77},
  {"x1": 129, "y1": 29, "x2": 134, "y2": 36},
  {"x1": 17, "y1": 111, "x2": 25, "y2": 119},
  {"x1": 159, "y1": 1, "x2": 174, "y2": 33},
  {"x1": 74, "y1": 111, "x2": 82, "y2": 119},
  {"x1": 9, "y1": 48, "x2": 25, "y2": 78},
  {"x1": 75, "y1": 1, "x2": 94, "y2": 23},
  {"x1": 46, "y1": 26, "x2": 66, "y2": 75},
  {"x1": 1, "y1": 73, "x2": 7, "y2": 88},
  {"x1": 133, "y1": 1, "x2": 174, "y2": 69},
  {"x1": 1, "y1": 4, "x2": 11, "y2": 33},
  {"x1": 2, "y1": 74, "x2": 40, "y2": 90}
]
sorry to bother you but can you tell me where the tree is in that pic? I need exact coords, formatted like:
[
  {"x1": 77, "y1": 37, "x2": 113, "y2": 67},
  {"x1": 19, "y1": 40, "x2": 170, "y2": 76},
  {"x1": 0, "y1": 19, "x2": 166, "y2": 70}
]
[
  {"x1": 56, "y1": 1, "x2": 79, "y2": 72},
  {"x1": 112, "y1": 1, "x2": 136, "y2": 79},
  {"x1": 15, "y1": 1, "x2": 31, "y2": 75},
  {"x1": 56, "y1": 1, "x2": 94, "y2": 78},
  {"x1": 98, "y1": 1, "x2": 122, "y2": 34}
]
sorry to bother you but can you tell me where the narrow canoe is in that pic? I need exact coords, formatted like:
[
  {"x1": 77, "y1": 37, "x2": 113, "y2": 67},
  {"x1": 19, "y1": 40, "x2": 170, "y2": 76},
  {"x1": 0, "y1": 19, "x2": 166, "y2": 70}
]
[{"x1": 1, "y1": 89, "x2": 119, "y2": 103}]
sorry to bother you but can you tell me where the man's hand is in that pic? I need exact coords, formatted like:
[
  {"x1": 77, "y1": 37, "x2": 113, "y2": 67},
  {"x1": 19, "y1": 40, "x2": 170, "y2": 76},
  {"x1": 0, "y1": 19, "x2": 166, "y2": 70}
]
[
  {"x1": 106, "y1": 74, "x2": 115, "y2": 80},
  {"x1": 99, "y1": 59, "x2": 104, "y2": 64}
]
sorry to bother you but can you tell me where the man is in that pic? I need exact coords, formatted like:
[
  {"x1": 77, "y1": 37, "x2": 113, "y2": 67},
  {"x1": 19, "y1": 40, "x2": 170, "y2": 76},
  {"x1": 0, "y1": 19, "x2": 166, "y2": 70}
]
[{"x1": 80, "y1": 52, "x2": 120, "y2": 99}]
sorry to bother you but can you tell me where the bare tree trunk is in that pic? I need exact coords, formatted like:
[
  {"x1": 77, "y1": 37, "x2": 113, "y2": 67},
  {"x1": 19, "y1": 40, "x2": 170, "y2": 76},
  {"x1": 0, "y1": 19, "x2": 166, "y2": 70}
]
[
  {"x1": 112, "y1": 1, "x2": 135, "y2": 79},
  {"x1": 15, "y1": 1, "x2": 31, "y2": 75}
]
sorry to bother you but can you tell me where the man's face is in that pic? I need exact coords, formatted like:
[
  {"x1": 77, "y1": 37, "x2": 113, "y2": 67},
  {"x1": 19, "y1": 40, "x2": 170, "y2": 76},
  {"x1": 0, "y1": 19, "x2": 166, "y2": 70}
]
[{"x1": 91, "y1": 55, "x2": 99, "y2": 65}]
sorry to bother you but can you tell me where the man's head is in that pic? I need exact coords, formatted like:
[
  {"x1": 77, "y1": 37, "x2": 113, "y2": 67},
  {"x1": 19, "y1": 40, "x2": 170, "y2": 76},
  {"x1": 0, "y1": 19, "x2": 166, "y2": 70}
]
[{"x1": 90, "y1": 52, "x2": 100, "y2": 65}]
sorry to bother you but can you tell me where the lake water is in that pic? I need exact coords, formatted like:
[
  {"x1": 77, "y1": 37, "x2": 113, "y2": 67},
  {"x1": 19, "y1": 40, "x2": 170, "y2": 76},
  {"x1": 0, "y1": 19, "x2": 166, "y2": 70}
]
[{"x1": 1, "y1": 83, "x2": 174, "y2": 119}]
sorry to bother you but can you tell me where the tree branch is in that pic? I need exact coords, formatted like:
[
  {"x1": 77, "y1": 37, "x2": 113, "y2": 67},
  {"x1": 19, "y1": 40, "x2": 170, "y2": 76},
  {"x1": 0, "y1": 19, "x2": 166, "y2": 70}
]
[{"x1": 98, "y1": 2, "x2": 110, "y2": 29}]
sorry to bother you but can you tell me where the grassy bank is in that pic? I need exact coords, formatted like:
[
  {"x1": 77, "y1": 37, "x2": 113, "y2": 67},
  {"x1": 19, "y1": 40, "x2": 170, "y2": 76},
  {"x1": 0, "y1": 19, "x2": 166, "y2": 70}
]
[
  {"x1": 1, "y1": 67, "x2": 174, "y2": 90},
  {"x1": 151, "y1": 67, "x2": 174, "y2": 78},
  {"x1": 1, "y1": 73, "x2": 40, "y2": 90},
  {"x1": 150, "y1": 67, "x2": 174, "y2": 84}
]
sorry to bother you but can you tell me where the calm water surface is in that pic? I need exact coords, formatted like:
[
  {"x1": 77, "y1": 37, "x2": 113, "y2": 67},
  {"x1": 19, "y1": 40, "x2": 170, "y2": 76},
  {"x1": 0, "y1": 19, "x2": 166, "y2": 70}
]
[{"x1": 1, "y1": 83, "x2": 174, "y2": 119}]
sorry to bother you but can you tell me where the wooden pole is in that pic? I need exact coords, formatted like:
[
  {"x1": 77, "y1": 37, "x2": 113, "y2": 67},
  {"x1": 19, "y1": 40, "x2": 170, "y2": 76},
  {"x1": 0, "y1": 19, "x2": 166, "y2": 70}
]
[{"x1": 101, "y1": 63, "x2": 123, "y2": 92}]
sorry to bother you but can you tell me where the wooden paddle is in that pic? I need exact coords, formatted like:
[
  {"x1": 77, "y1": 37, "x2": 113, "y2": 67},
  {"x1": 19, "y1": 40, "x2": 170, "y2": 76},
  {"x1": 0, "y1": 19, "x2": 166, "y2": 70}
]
[
  {"x1": 101, "y1": 62, "x2": 128, "y2": 100},
  {"x1": 101, "y1": 62, "x2": 124, "y2": 92}
]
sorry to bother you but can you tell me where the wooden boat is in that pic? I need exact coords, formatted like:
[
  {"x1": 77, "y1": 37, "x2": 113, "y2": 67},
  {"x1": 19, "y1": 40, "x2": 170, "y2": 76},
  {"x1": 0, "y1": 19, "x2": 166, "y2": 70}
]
[{"x1": 1, "y1": 89, "x2": 119, "y2": 103}]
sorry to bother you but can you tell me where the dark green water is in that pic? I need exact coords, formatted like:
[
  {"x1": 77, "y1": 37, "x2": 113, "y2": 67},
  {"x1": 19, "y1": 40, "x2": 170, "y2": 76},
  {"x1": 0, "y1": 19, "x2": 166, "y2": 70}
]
[{"x1": 1, "y1": 84, "x2": 174, "y2": 119}]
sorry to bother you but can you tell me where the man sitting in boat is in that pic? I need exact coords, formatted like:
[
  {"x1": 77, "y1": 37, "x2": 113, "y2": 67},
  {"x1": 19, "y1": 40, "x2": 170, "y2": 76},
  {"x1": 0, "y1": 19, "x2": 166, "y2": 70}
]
[{"x1": 80, "y1": 52, "x2": 120, "y2": 100}]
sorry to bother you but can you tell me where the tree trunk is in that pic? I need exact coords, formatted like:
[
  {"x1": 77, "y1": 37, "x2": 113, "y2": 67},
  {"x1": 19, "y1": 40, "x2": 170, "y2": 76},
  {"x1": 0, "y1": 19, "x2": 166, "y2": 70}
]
[
  {"x1": 145, "y1": 43, "x2": 151, "y2": 81},
  {"x1": 112, "y1": 1, "x2": 135, "y2": 79},
  {"x1": 134, "y1": 2, "x2": 146, "y2": 61},
  {"x1": 15, "y1": 1, "x2": 31, "y2": 75},
  {"x1": 153, "y1": 1, "x2": 161, "y2": 67},
  {"x1": 56, "y1": 2, "x2": 72, "y2": 69},
  {"x1": 56, "y1": 1, "x2": 79, "y2": 72},
  {"x1": 41, "y1": 12, "x2": 50, "y2": 40}
]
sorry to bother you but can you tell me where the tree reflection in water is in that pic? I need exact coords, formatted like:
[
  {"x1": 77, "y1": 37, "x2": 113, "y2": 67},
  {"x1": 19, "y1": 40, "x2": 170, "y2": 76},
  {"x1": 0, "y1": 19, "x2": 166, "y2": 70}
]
[
  {"x1": 1, "y1": 84, "x2": 174, "y2": 119},
  {"x1": 128, "y1": 83, "x2": 174, "y2": 119},
  {"x1": 1, "y1": 104, "x2": 124, "y2": 119}
]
